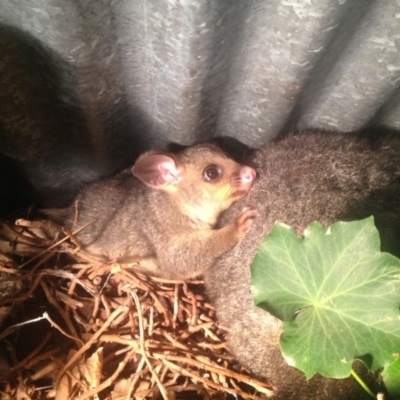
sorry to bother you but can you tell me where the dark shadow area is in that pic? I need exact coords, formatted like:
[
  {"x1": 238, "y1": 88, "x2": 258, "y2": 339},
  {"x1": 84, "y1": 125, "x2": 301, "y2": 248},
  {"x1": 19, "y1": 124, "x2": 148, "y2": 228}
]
[
  {"x1": 211, "y1": 135, "x2": 256, "y2": 163},
  {"x1": 0, "y1": 24, "x2": 97, "y2": 211},
  {"x1": 0, "y1": 24, "x2": 153, "y2": 215},
  {"x1": 167, "y1": 135, "x2": 255, "y2": 164},
  {"x1": 340, "y1": 178, "x2": 400, "y2": 258},
  {"x1": 0, "y1": 152, "x2": 31, "y2": 216},
  {"x1": 357, "y1": 125, "x2": 400, "y2": 142}
]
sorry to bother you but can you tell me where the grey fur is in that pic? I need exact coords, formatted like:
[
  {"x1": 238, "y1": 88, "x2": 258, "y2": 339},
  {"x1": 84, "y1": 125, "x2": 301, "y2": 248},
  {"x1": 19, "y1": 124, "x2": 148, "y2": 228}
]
[
  {"x1": 205, "y1": 131, "x2": 400, "y2": 399},
  {"x1": 59, "y1": 144, "x2": 256, "y2": 279}
]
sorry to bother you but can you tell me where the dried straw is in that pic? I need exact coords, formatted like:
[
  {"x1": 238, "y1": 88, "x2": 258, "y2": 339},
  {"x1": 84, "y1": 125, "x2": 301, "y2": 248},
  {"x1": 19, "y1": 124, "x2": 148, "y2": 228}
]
[{"x1": 0, "y1": 218, "x2": 273, "y2": 399}]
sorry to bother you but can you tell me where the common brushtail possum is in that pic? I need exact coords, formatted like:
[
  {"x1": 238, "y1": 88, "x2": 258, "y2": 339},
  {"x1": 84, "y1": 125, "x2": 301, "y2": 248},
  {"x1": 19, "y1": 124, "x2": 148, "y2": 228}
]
[
  {"x1": 205, "y1": 131, "x2": 400, "y2": 399},
  {"x1": 43, "y1": 143, "x2": 256, "y2": 279}
]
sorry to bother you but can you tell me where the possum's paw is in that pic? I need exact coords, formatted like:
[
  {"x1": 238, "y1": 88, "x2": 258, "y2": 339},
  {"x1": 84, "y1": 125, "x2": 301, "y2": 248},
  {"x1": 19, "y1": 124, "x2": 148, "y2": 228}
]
[{"x1": 234, "y1": 207, "x2": 257, "y2": 239}]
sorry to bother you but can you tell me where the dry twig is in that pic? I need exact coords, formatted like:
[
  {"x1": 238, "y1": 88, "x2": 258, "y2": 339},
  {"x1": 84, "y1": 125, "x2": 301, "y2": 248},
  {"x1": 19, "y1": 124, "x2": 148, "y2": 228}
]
[{"x1": 0, "y1": 217, "x2": 274, "y2": 399}]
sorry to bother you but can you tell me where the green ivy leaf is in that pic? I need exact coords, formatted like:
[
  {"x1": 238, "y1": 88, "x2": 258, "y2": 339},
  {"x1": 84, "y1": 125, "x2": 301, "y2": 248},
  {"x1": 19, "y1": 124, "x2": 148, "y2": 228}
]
[
  {"x1": 382, "y1": 358, "x2": 400, "y2": 398},
  {"x1": 251, "y1": 217, "x2": 400, "y2": 379}
]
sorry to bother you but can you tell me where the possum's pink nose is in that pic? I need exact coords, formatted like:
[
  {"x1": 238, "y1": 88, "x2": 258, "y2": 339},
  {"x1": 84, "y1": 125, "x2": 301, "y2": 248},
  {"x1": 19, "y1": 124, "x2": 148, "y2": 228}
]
[{"x1": 240, "y1": 166, "x2": 257, "y2": 183}]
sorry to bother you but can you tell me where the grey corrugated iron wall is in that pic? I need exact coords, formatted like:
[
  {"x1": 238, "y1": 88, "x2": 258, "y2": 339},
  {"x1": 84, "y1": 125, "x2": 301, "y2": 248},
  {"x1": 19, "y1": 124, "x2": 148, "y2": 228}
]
[{"x1": 1, "y1": 0, "x2": 400, "y2": 209}]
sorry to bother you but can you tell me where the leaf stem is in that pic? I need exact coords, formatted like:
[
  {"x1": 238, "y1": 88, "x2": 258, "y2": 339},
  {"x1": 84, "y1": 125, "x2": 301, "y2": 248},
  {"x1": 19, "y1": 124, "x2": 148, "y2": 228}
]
[{"x1": 351, "y1": 368, "x2": 375, "y2": 398}]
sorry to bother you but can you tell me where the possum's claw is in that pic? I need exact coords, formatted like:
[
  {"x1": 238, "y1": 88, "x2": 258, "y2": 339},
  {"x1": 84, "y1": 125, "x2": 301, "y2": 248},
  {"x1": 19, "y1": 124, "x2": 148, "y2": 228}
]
[{"x1": 234, "y1": 207, "x2": 257, "y2": 239}]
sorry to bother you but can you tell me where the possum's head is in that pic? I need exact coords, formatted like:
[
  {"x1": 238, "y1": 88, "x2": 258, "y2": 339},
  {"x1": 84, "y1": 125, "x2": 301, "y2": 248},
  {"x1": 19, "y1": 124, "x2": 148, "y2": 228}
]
[{"x1": 132, "y1": 143, "x2": 256, "y2": 225}]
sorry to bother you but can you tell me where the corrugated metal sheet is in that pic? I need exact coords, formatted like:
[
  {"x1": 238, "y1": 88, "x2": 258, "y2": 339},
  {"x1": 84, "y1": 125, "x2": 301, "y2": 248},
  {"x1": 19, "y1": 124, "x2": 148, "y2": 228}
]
[{"x1": 1, "y1": 0, "x2": 400, "y2": 210}]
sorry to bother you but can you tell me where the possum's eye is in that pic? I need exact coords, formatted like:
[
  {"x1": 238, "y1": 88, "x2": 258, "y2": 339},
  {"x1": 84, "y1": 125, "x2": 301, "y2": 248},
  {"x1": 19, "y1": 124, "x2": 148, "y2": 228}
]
[{"x1": 203, "y1": 165, "x2": 222, "y2": 181}]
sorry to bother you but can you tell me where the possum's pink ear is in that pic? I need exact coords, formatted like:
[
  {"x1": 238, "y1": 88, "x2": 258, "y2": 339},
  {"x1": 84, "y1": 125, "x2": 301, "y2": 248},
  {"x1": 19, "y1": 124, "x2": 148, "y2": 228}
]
[{"x1": 132, "y1": 152, "x2": 182, "y2": 187}]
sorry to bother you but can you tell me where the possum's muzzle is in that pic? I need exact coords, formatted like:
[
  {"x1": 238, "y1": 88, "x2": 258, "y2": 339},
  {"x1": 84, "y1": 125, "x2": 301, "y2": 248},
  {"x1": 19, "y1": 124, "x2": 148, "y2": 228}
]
[{"x1": 230, "y1": 166, "x2": 256, "y2": 197}]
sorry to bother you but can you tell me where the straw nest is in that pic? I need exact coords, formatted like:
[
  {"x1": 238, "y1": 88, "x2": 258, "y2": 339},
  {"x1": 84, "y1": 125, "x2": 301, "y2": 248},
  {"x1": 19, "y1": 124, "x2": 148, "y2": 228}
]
[{"x1": 0, "y1": 214, "x2": 273, "y2": 399}]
